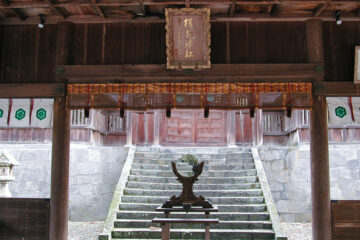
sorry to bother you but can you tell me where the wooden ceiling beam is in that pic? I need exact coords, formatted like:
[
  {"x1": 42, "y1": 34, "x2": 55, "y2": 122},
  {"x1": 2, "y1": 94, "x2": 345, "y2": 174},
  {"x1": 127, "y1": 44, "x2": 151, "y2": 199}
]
[
  {"x1": 45, "y1": 0, "x2": 69, "y2": 19},
  {"x1": 55, "y1": 64, "x2": 322, "y2": 83},
  {"x1": 2, "y1": 11, "x2": 360, "y2": 25},
  {"x1": 0, "y1": 0, "x2": 346, "y2": 8},
  {"x1": 1, "y1": 0, "x2": 26, "y2": 20}
]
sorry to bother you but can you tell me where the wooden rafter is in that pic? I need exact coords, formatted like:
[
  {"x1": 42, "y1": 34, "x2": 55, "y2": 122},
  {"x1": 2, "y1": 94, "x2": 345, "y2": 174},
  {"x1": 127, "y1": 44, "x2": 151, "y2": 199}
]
[
  {"x1": 1, "y1": 0, "x2": 26, "y2": 20},
  {"x1": 229, "y1": 0, "x2": 236, "y2": 17},
  {"x1": 270, "y1": 4, "x2": 279, "y2": 17},
  {"x1": 313, "y1": 4, "x2": 327, "y2": 17},
  {"x1": 91, "y1": 0, "x2": 107, "y2": 18},
  {"x1": 45, "y1": 0, "x2": 69, "y2": 19},
  {"x1": 139, "y1": 0, "x2": 146, "y2": 16}
]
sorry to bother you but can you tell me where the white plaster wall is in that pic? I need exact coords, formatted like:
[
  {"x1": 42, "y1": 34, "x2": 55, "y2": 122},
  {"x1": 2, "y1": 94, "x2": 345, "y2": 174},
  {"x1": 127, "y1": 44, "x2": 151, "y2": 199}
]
[
  {"x1": 0, "y1": 144, "x2": 128, "y2": 221},
  {"x1": 259, "y1": 144, "x2": 360, "y2": 222}
]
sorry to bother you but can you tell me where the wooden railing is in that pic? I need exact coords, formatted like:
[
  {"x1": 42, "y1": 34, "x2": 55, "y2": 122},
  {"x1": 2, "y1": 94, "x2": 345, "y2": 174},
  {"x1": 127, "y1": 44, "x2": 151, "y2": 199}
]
[
  {"x1": 70, "y1": 110, "x2": 108, "y2": 134},
  {"x1": 262, "y1": 110, "x2": 309, "y2": 135},
  {"x1": 108, "y1": 114, "x2": 126, "y2": 134}
]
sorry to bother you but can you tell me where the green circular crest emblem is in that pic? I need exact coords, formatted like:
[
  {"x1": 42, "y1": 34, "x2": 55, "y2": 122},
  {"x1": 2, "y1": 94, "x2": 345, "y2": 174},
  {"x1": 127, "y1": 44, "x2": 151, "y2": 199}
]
[
  {"x1": 335, "y1": 106, "x2": 347, "y2": 118},
  {"x1": 0, "y1": 109, "x2": 3, "y2": 118},
  {"x1": 36, "y1": 108, "x2": 47, "y2": 121},
  {"x1": 15, "y1": 108, "x2": 26, "y2": 120}
]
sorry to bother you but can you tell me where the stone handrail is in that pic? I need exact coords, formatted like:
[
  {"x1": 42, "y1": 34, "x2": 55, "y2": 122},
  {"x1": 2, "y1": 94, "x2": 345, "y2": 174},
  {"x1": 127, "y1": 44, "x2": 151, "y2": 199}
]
[{"x1": 251, "y1": 147, "x2": 288, "y2": 240}]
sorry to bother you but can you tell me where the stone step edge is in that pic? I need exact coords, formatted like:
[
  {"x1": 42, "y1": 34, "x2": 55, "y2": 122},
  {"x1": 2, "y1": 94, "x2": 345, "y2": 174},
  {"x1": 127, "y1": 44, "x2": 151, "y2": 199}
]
[
  {"x1": 128, "y1": 175, "x2": 259, "y2": 179},
  {"x1": 114, "y1": 219, "x2": 272, "y2": 224},
  {"x1": 126, "y1": 182, "x2": 260, "y2": 187},
  {"x1": 123, "y1": 188, "x2": 262, "y2": 192},
  {"x1": 111, "y1": 228, "x2": 275, "y2": 234}
]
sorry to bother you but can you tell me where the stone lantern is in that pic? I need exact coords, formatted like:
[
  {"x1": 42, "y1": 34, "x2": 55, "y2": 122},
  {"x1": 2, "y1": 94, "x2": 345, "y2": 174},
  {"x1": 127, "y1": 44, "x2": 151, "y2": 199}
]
[{"x1": 0, "y1": 151, "x2": 19, "y2": 197}]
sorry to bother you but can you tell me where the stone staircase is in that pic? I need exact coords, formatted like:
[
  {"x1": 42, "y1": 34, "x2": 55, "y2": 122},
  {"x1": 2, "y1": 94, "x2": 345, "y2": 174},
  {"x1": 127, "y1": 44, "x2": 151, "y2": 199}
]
[{"x1": 102, "y1": 147, "x2": 279, "y2": 240}]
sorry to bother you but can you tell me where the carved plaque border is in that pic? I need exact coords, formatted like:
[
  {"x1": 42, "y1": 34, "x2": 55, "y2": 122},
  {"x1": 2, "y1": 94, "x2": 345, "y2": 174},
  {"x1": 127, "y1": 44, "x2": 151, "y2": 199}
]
[{"x1": 165, "y1": 8, "x2": 211, "y2": 70}]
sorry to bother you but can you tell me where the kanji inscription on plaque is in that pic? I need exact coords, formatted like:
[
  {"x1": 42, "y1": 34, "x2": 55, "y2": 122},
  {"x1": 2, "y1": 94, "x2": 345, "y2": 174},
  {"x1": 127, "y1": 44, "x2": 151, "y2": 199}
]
[{"x1": 166, "y1": 8, "x2": 211, "y2": 70}]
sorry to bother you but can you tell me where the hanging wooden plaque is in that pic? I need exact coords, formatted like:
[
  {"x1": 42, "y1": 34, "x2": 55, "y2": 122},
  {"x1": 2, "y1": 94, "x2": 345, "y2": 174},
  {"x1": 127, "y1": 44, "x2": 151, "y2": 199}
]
[{"x1": 166, "y1": 8, "x2": 211, "y2": 70}]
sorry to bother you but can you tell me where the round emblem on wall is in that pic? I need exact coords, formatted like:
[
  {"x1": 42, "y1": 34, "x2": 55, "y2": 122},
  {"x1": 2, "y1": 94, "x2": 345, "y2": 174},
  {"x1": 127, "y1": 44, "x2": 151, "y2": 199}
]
[{"x1": 0, "y1": 109, "x2": 3, "y2": 118}]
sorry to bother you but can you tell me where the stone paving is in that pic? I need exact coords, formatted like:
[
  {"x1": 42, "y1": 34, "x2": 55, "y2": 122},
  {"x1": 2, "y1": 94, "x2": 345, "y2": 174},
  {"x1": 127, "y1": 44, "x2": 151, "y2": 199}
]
[{"x1": 68, "y1": 221, "x2": 312, "y2": 240}]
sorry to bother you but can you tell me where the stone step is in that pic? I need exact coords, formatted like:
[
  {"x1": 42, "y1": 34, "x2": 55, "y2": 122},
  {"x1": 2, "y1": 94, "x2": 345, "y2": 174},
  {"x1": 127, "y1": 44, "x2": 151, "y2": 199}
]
[
  {"x1": 133, "y1": 158, "x2": 254, "y2": 166},
  {"x1": 118, "y1": 203, "x2": 266, "y2": 212},
  {"x1": 111, "y1": 228, "x2": 275, "y2": 239},
  {"x1": 128, "y1": 175, "x2": 258, "y2": 184},
  {"x1": 121, "y1": 195, "x2": 265, "y2": 205},
  {"x1": 135, "y1": 147, "x2": 251, "y2": 154},
  {"x1": 130, "y1": 169, "x2": 257, "y2": 178},
  {"x1": 123, "y1": 188, "x2": 263, "y2": 197},
  {"x1": 114, "y1": 219, "x2": 273, "y2": 229},
  {"x1": 126, "y1": 182, "x2": 261, "y2": 191},
  {"x1": 134, "y1": 153, "x2": 252, "y2": 159},
  {"x1": 116, "y1": 211, "x2": 270, "y2": 221},
  {"x1": 131, "y1": 163, "x2": 256, "y2": 171}
]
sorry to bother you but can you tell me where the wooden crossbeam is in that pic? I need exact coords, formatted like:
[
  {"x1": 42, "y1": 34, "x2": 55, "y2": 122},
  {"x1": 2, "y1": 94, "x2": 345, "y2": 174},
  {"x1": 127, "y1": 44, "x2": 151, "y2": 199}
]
[
  {"x1": 0, "y1": 84, "x2": 65, "y2": 98},
  {"x1": 2, "y1": 10, "x2": 360, "y2": 25},
  {"x1": 313, "y1": 82, "x2": 360, "y2": 96},
  {"x1": 55, "y1": 64, "x2": 322, "y2": 83},
  {"x1": 1, "y1": 0, "x2": 350, "y2": 8}
]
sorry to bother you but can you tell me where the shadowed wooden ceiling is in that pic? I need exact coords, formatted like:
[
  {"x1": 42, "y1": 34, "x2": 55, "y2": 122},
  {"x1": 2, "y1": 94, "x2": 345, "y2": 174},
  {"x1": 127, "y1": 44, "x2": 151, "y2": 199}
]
[{"x1": 0, "y1": 0, "x2": 360, "y2": 24}]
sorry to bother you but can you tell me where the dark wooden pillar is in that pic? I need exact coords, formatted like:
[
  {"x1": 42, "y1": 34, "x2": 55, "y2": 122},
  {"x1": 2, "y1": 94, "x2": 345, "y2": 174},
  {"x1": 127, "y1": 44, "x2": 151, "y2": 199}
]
[
  {"x1": 50, "y1": 22, "x2": 73, "y2": 240},
  {"x1": 50, "y1": 97, "x2": 71, "y2": 240},
  {"x1": 307, "y1": 19, "x2": 332, "y2": 240}
]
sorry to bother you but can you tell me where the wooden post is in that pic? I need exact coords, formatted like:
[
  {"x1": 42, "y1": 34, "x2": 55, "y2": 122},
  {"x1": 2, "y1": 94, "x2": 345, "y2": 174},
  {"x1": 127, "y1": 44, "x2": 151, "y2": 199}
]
[
  {"x1": 50, "y1": 97, "x2": 71, "y2": 240},
  {"x1": 310, "y1": 96, "x2": 331, "y2": 240},
  {"x1": 126, "y1": 110, "x2": 133, "y2": 146},
  {"x1": 307, "y1": 19, "x2": 331, "y2": 240},
  {"x1": 153, "y1": 109, "x2": 161, "y2": 146},
  {"x1": 306, "y1": 19, "x2": 324, "y2": 81},
  {"x1": 227, "y1": 111, "x2": 236, "y2": 147},
  {"x1": 50, "y1": 21, "x2": 73, "y2": 240}
]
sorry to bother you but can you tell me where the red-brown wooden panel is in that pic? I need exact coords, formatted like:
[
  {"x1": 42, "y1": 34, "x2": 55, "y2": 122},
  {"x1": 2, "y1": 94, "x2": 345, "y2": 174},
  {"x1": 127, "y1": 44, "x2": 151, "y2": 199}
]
[
  {"x1": 0, "y1": 198, "x2": 50, "y2": 240},
  {"x1": 194, "y1": 111, "x2": 226, "y2": 144},
  {"x1": 162, "y1": 110, "x2": 226, "y2": 145},
  {"x1": 331, "y1": 200, "x2": 360, "y2": 240},
  {"x1": 165, "y1": 110, "x2": 195, "y2": 144},
  {"x1": 235, "y1": 110, "x2": 253, "y2": 144}
]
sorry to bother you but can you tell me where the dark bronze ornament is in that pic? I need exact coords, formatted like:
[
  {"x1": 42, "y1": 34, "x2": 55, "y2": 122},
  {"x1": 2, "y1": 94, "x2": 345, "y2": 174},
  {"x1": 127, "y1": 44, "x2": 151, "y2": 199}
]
[{"x1": 162, "y1": 161, "x2": 213, "y2": 208}]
